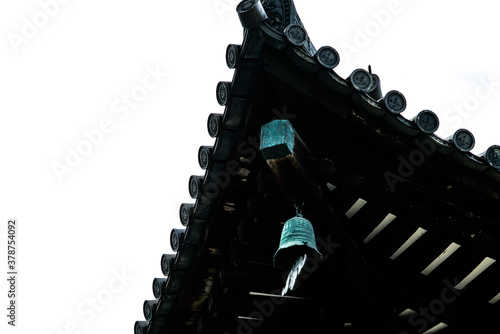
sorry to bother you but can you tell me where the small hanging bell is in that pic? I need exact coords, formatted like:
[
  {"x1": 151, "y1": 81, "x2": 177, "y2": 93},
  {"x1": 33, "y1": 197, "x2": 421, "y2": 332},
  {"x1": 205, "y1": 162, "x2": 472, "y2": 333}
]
[{"x1": 273, "y1": 215, "x2": 322, "y2": 269}]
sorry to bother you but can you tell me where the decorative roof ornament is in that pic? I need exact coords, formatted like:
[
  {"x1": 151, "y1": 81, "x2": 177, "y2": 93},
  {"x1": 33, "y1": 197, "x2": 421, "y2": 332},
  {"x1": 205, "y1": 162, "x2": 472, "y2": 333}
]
[
  {"x1": 238, "y1": 0, "x2": 292, "y2": 32},
  {"x1": 179, "y1": 203, "x2": 194, "y2": 227},
  {"x1": 236, "y1": 0, "x2": 268, "y2": 28},
  {"x1": 237, "y1": 0, "x2": 316, "y2": 55},
  {"x1": 216, "y1": 81, "x2": 231, "y2": 106},
  {"x1": 188, "y1": 175, "x2": 203, "y2": 199},
  {"x1": 134, "y1": 321, "x2": 149, "y2": 334},
  {"x1": 198, "y1": 146, "x2": 213, "y2": 170},
  {"x1": 152, "y1": 277, "x2": 167, "y2": 299},
  {"x1": 382, "y1": 90, "x2": 407, "y2": 114},
  {"x1": 412, "y1": 110, "x2": 440, "y2": 134},
  {"x1": 283, "y1": 23, "x2": 307, "y2": 46},
  {"x1": 161, "y1": 254, "x2": 175, "y2": 276},
  {"x1": 170, "y1": 228, "x2": 185, "y2": 252},
  {"x1": 483, "y1": 145, "x2": 500, "y2": 169},
  {"x1": 226, "y1": 44, "x2": 241, "y2": 69},
  {"x1": 348, "y1": 68, "x2": 374, "y2": 92},
  {"x1": 367, "y1": 65, "x2": 382, "y2": 100},
  {"x1": 448, "y1": 129, "x2": 475, "y2": 152},
  {"x1": 143, "y1": 300, "x2": 157, "y2": 322},
  {"x1": 207, "y1": 113, "x2": 223, "y2": 138},
  {"x1": 314, "y1": 46, "x2": 340, "y2": 70},
  {"x1": 261, "y1": 0, "x2": 290, "y2": 32},
  {"x1": 347, "y1": 65, "x2": 383, "y2": 98}
]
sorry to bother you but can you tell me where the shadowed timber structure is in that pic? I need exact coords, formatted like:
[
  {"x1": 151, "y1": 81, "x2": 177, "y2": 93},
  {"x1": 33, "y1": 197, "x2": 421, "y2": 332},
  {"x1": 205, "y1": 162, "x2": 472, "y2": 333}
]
[{"x1": 135, "y1": 1, "x2": 500, "y2": 333}]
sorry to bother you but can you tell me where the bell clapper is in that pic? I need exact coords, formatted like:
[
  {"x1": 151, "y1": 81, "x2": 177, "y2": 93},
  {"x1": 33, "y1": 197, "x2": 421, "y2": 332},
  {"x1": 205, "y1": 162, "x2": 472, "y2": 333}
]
[{"x1": 281, "y1": 254, "x2": 307, "y2": 296}]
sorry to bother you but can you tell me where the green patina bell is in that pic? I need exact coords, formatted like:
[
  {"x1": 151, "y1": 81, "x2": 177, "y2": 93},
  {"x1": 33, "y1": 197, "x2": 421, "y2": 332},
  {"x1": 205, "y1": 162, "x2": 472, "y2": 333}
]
[{"x1": 273, "y1": 215, "x2": 322, "y2": 269}]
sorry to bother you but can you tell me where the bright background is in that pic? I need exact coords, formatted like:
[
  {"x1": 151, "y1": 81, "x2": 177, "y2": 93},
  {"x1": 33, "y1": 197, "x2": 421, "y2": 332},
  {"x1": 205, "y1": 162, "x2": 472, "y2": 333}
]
[{"x1": 1, "y1": 1, "x2": 499, "y2": 333}]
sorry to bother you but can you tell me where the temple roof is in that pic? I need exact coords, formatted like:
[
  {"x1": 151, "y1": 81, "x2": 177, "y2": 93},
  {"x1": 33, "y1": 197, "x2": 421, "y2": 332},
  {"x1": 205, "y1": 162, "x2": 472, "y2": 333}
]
[{"x1": 134, "y1": 1, "x2": 500, "y2": 333}]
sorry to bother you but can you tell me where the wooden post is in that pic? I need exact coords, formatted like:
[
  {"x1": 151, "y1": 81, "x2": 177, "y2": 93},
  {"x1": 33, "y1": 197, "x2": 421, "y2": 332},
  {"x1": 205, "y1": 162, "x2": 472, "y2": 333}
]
[{"x1": 260, "y1": 119, "x2": 310, "y2": 201}]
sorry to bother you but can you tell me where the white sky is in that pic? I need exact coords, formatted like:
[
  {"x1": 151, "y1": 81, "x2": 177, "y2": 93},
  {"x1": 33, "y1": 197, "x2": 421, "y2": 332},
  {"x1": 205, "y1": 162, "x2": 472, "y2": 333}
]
[{"x1": 1, "y1": 1, "x2": 500, "y2": 333}]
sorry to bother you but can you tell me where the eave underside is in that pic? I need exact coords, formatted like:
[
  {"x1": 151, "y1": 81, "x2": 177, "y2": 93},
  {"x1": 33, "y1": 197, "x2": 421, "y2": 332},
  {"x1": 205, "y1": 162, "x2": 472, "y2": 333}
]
[{"x1": 145, "y1": 14, "x2": 500, "y2": 333}]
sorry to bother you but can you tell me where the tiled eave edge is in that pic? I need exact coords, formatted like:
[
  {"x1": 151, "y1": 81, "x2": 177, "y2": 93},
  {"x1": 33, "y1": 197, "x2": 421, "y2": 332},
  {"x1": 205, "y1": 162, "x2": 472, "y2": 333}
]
[
  {"x1": 144, "y1": 34, "x2": 263, "y2": 334},
  {"x1": 253, "y1": 17, "x2": 500, "y2": 197}
]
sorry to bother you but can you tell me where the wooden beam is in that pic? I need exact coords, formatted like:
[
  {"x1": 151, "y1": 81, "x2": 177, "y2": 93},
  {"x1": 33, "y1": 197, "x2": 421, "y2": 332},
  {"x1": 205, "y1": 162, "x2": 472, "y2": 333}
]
[
  {"x1": 260, "y1": 119, "x2": 314, "y2": 203},
  {"x1": 259, "y1": 119, "x2": 399, "y2": 332}
]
